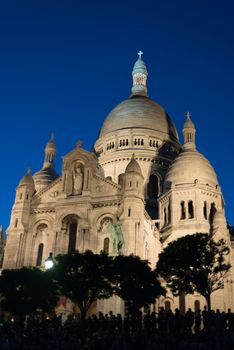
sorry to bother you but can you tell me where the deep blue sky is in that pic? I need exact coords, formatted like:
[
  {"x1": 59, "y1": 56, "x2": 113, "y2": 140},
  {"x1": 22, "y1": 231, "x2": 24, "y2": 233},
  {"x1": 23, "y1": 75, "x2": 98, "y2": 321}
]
[{"x1": 1, "y1": 0, "x2": 234, "y2": 231}]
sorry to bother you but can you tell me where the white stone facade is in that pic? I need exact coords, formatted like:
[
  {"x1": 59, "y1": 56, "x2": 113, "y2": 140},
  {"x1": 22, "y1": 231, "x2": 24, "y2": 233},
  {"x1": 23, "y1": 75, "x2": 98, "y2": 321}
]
[{"x1": 3, "y1": 54, "x2": 234, "y2": 313}]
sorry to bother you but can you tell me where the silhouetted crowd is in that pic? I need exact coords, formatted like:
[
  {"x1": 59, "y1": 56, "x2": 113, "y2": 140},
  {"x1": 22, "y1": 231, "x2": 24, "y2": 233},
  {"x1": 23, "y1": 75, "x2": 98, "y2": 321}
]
[{"x1": 0, "y1": 307, "x2": 234, "y2": 349}]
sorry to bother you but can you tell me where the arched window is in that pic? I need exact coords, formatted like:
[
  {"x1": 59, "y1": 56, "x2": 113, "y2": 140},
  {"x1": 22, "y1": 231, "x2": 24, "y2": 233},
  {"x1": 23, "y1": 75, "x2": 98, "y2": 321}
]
[
  {"x1": 128, "y1": 208, "x2": 131, "y2": 217},
  {"x1": 165, "y1": 300, "x2": 171, "y2": 311},
  {"x1": 180, "y1": 201, "x2": 186, "y2": 220},
  {"x1": 14, "y1": 218, "x2": 18, "y2": 228},
  {"x1": 103, "y1": 238, "x2": 109, "y2": 254},
  {"x1": 36, "y1": 243, "x2": 44, "y2": 266},
  {"x1": 68, "y1": 222, "x2": 77, "y2": 254},
  {"x1": 147, "y1": 174, "x2": 159, "y2": 199},
  {"x1": 168, "y1": 203, "x2": 171, "y2": 224},
  {"x1": 164, "y1": 208, "x2": 167, "y2": 225},
  {"x1": 194, "y1": 300, "x2": 200, "y2": 313},
  {"x1": 203, "y1": 201, "x2": 207, "y2": 220},
  {"x1": 209, "y1": 202, "x2": 216, "y2": 224},
  {"x1": 19, "y1": 193, "x2": 23, "y2": 200},
  {"x1": 188, "y1": 201, "x2": 194, "y2": 219}
]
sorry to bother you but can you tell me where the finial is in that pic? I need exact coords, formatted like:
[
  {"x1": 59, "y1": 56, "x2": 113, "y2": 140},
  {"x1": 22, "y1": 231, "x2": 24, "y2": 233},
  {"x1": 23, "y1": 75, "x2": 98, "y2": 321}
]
[
  {"x1": 138, "y1": 51, "x2": 143, "y2": 59},
  {"x1": 51, "y1": 132, "x2": 55, "y2": 140},
  {"x1": 76, "y1": 140, "x2": 83, "y2": 148},
  {"x1": 186, "y1": 111, "x2": 191, "y2": 120},
  {"x1": 27, "y1": 167, "x2": 31, "y2": 175},
  {"x1": 131, "y1": 153, "x2": 136, "y2": 159}
]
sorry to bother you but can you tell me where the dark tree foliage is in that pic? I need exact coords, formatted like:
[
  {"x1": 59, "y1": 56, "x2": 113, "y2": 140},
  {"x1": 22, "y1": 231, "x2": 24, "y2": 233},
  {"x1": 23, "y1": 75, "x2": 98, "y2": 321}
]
[
  {"x1": 52, "y1": 250, "x2": 113, "y2": 320},
  {"x1": 157, "y1": 233, "x2": 231, "y2": 311},
  {"x1": 111, "y1": 255, "x2": 165, "y2": 315},
  {"x1": 0, "y1": 267, "x2": 59, "y2": 320}
]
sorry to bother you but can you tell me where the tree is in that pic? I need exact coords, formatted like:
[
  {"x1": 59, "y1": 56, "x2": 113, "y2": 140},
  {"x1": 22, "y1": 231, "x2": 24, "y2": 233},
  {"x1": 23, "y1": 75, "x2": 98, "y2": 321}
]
[
  {"x1": 52, "y1": 250, "x2": 113, "y2": 320},
  {"x1": 156, "y1": 233, "x2": 231, "y2": 311},
  {"x1": 111, "y1": 255, "x2": 165, "y2": 316},
  {"x1": 0, "y1": 267, "x2": 59, "y2": 321}
]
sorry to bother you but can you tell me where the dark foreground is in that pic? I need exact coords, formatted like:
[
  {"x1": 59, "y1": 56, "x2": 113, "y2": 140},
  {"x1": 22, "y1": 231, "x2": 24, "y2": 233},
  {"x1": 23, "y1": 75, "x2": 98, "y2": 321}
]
[{"x1": 0, "y1": 308, "x2": 234, "y2": 349}]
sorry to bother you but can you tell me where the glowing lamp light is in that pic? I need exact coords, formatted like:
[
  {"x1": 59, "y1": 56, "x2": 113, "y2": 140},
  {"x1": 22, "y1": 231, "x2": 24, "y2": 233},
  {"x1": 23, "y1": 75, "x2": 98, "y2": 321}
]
[{"x1": 45, "y1": 253, "x2": 54, "y2": 270}]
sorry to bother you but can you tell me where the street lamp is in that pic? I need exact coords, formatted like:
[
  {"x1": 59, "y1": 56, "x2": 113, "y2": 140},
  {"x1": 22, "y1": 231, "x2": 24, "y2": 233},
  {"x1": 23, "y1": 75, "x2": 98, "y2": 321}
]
[{"x1": 45, "y1": 252, "x2": 54, "y2": 270}]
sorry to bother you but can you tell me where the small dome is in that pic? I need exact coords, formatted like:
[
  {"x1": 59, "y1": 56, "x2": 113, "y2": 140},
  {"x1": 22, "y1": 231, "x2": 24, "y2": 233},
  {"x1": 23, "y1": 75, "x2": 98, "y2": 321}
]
[
  {"x1": 33, "y1": 168, "x2": 59, "y2": 192},
  {"x1": 18, "y1": 169, "x2": 35, "y2": 188},
  {"x1": 132, "y1": 57, "x2": 147, "y2": 75},
  {"x1": 164, "y1": 149, "x2": 218, "y2": 191},
  {"x1": 183, "y1": 116, "x2": 195, "y2": 129},
  {"x1": 125, "y1": 157, "x2": 142, "y2": 175},
  {"x1": 45, "y1": 138, "x2": 56, "y2": 151},
  {"x1": 99, "y1": 95, "x2": 179, "y2": 142}
]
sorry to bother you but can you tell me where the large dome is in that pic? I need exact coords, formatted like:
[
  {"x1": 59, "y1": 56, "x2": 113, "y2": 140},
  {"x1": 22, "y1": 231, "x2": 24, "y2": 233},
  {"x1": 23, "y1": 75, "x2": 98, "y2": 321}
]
[
  {"x1": 99, "y1": 95, "x2": 179, "y2": 143},
  {"x1": 164, "y1": 149, "x2": 219, "y2": 191}
]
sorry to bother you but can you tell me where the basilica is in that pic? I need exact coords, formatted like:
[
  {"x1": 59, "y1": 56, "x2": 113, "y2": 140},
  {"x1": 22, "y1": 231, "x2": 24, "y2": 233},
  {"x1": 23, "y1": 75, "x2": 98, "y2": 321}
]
[{"x1": 3, "y1": 53, "x2": 234, "y2": 314}]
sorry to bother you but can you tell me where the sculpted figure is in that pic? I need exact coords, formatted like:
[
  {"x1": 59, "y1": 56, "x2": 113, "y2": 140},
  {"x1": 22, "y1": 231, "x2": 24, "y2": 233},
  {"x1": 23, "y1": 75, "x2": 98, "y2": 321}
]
[
  {"x1": 73, "y1": 164, "x2": 83, "y2": 195},
  {"x1": 108, "y1": 221, "x2": 125, "y2": 255}
]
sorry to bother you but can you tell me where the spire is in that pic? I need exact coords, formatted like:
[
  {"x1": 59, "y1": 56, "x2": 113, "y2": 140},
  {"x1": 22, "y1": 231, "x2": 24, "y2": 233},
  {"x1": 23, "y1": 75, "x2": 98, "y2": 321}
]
[
  {"x1": 43, "y1": 133, "x2": 57, "y2": 169},
  {"x1": 182, "y1": 112, "x2": 196, "y2": 151},
  {"x1": 131, "y1": 51, "x2": 148, "y2": 96}
]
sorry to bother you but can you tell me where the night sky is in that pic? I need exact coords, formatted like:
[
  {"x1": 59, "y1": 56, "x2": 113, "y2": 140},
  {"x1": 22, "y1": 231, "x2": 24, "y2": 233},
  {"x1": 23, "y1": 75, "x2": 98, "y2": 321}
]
[{"x1": 1, "y1": 0, "x2": 234, "y2": 231}]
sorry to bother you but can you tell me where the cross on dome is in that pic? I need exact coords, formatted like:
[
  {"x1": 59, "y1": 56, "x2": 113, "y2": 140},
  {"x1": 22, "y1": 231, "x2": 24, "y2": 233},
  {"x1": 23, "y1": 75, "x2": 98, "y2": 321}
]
[
  {"x1": 138, "y1": 51, "x2": 143, "y2": 59},
  {"x1": 186, "y1": 111, "x2": 191, "y2": 119}
]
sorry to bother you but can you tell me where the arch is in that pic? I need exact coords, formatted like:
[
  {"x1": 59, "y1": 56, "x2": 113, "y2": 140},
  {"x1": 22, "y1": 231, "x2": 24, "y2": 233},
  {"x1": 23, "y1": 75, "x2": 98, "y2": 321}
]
[
  {"x1": 103, "y1": 237, "x2": 109, "y2": 254},
  {"x1": 30, "y1": 215, "x2": 54, "y2": 236},
  {"x1": 147, "y1": 174, "x2": 160, "y2": 199},
  {"x1": 57, "y1": 212, "x2": 80, "y2": 229},
  {"x1": 180, "y1": 201, "x2": 186, "y2": 220},
  {"x1": 188, "y1": 200, "x2": 194, "y2": 219},
  {"x1": 106, "y1": 176, "x2": 112, "y2": 181},
  {"x1": 36, "y1": 243, "x2": 44, "y2": 266}
]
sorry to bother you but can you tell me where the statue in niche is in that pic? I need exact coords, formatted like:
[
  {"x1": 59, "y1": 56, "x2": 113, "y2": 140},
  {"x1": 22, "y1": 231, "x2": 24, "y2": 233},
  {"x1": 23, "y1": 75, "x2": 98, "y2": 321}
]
[
  {"x1": 73, "y1": 163, "x2": 83, "y2": 195},
  {"x1": 36, "y1": 223, "x2": 48, "y2": 237},
  {"x1": 108, "y1": 220, "x2": 125, "y2": 255}
]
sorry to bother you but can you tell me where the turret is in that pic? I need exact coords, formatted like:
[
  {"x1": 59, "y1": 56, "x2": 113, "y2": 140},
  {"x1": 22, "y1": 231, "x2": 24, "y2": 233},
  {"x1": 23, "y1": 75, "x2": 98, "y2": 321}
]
[
  {"x1": 131, "y1": 51, "x2": 148, "y2": 97},
  {"x1": 121, "y1": 155, "x2": 144, "y2": 220},
  {"x1": 43, "y1": 133, "x2": 56, "y2": 169},
  {"x1": 182, "y1": 112, "x2": 196, "y2": 151},
  {"x1": 123, "y1": 154, "x2": 144, "y2": 196},
  {"x1": 3, "y1": 169, "x2": 35, "y2": 269},
  {"x1": 33, "y1": 134, "x2": 59, "y2": 192},
  {"x1": 12, "y1": 168, "x2": 35, "y2": 229}
]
